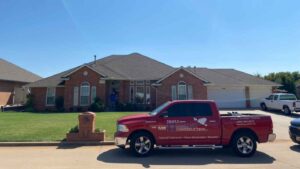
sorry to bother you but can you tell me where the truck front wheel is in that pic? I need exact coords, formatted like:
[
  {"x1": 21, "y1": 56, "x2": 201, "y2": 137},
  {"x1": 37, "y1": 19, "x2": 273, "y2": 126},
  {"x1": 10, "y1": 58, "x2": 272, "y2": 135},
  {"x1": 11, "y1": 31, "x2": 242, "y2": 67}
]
[
  {"x1": 129, "y1": 132, "x2": 154, "y2": 157},
  {"x1": 232, "y1": 133, "x2": 257, "y2": 157}
]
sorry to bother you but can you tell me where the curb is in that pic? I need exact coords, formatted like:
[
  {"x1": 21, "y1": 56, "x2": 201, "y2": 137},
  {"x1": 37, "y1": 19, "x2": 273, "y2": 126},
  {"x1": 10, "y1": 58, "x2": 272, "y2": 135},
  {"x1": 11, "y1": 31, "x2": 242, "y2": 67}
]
[{"x1": 0, "y1": 141, "x2": 115, "y2": 147}]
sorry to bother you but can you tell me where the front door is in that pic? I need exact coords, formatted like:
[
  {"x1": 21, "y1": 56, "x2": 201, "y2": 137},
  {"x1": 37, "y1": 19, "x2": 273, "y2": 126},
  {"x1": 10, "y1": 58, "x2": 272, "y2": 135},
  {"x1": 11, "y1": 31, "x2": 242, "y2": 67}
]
[{"x1": 156, "y1": 102, "x2": 221, "y2": 145}]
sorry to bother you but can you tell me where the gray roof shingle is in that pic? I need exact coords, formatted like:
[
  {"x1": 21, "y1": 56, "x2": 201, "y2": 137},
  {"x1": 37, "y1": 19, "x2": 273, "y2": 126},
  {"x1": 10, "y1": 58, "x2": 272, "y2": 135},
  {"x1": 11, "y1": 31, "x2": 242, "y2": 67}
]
[
  {"x1": 184, "y1": 67, "x2": 280, "y2": 86},
  {"x1": 27, "y1": 53, "x2": 174, "y2": 87},
  {"x1": 0, "y1": 58, "x2": 41, "y2": 83},
  {"x1": 26, "y1": 53, "x2": 280, "y2": 88}
]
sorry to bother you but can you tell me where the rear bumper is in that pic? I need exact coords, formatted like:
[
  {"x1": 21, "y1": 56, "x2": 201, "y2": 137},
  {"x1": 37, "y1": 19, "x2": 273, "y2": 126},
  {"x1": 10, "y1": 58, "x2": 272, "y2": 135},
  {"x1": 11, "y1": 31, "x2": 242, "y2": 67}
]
[
  {"x1": 268, "y1": 133, "x2": 276, "y2": 142},
  {"x1": 293, "y1": 108, "x2": 300, "y2": 112}
]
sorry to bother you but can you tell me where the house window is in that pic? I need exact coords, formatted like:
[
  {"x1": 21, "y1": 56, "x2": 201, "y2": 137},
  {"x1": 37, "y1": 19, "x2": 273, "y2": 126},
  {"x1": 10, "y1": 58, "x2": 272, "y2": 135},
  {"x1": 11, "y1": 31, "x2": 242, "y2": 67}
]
[
  {"x1": 146, "y1": 80, "x2": 150, "y2": 85},
  {"x1": 129, "y1": 86, "x2": 135, "y2": 103},
  {"x1": 91, "y1": 86, "x2": 96, "y2": 102},
  {"x1": 188, "y1": 85, "x2": 193, "y2": 100},
  {"x1": 171, "y1": 85, "x2": 177, "y2": 100},
  {"x1": 73, "y1": 86, "x2": 79, "y2": 106},
  {"x1": 178, "y1": 81, "x2": 187, "y2": 100},
  {"x1": 80, "y1": 82, "x2": 90, "y2": 106},
  {"x1": 130, "y1": 81, "x2": 134, "y2": 85},
  {"x1": 136, "y1": 80, "x2": 144, "y2": 85},
  {"x1": 135, "y1": 86, "x2": 145, "y2": 104},
  {"x1": 46, "y1": 87, "x2": 56, "y2": 106},
  {"x1": 146, "y1": 86, "x2": 150, "y2": 104}
]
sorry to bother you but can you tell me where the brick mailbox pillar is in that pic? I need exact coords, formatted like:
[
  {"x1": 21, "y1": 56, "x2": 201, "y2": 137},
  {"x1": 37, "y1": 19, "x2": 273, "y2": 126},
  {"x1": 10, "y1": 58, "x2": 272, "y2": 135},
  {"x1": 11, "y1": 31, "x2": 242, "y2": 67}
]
[{"x1": 66, "y1": 112, "x2": 105, "y2": 142}]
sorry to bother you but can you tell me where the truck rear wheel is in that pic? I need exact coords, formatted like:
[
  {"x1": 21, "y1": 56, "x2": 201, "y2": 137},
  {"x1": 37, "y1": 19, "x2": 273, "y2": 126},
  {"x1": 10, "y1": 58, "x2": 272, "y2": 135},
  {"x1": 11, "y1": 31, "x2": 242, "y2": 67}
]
[
  {"x1": 283, "y1": 106, "x2": 291, "y2": 115},
  {"x1": 129, "y1": 132, "x2": 154, "y2": 157},
  {"x1": 232, "y1": 133, "x2": 257, "y2": 157}
]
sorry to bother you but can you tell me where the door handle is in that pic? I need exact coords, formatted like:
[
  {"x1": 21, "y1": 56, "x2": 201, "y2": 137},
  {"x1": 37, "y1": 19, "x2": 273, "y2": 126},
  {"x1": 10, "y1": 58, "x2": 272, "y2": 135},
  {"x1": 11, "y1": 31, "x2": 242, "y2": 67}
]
[{"x1": 209, "y1": 120, "x2": 216, "y2": 123}]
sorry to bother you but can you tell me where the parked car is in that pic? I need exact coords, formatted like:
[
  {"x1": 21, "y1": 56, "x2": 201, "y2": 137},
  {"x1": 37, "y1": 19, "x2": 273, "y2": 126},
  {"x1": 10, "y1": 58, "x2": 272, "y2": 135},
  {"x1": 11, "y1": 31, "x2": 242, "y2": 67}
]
[
  {"x1": 115, "y1": 100, "x2": 276, "y2": 157},
  {"x1": 289, "y1": 118, "x2": 300, "y2": 144},
  {"x1": 260, "y1": 93, "x2": 300, "y2": 115}
]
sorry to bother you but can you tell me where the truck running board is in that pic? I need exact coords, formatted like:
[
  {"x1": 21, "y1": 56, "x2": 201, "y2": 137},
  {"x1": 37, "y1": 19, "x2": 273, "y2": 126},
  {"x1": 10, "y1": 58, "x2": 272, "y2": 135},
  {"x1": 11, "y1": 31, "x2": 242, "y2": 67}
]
[{"x1": 157, "y1": 145, "x2": 223, "y2": 149}]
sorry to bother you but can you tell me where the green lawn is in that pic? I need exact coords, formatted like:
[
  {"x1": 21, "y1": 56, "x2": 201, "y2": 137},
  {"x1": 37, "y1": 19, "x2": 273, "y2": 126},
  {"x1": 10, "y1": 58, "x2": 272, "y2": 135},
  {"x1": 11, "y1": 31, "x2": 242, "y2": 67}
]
[{"x1": 0, "y1": 112, "x2": 140, "y2": 142}]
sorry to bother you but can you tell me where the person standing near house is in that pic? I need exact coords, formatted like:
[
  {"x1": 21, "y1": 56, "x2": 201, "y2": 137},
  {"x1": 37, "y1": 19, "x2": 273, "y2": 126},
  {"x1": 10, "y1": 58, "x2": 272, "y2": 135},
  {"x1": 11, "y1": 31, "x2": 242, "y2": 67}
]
[{"x1": 110, "y1": 89, "x2": 118, "y2": 110}]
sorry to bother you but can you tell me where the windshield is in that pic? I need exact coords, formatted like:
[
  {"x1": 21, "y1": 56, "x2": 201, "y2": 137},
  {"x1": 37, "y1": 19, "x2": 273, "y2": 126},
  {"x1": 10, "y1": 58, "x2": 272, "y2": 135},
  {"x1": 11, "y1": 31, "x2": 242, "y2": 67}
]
[
  {"x1": 149, "y1": 102, "x2": 170, "y2": 116},
  {"x1": 279, "y1": 94, "x2": 297, "y2": 100}
]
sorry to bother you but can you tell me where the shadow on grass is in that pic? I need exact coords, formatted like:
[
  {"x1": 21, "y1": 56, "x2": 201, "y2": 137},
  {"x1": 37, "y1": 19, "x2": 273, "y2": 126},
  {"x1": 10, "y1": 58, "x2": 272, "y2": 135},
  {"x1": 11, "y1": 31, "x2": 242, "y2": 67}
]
[{"x1": 97, "y1": 148, "x2": 275, "y2": 168}]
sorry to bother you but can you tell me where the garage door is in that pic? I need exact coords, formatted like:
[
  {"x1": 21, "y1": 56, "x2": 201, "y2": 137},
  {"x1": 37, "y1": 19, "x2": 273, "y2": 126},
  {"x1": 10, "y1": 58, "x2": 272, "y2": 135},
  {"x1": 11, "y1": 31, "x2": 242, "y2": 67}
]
[
  {"x1": 249, "y1": 86, "x2": 272, "y2": 108},
  {"x1": 208, "y1": 86, "x2": 246, "y2": 108}
]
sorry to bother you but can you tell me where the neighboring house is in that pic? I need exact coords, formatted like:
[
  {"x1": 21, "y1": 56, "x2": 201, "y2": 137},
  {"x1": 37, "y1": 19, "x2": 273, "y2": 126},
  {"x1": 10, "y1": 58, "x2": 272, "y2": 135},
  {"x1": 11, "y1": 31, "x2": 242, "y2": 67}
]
[
  {"x1": 0, "y1": 58, "x2": 41, "y2": 106},
  {"x1": 26, "y1": 53, "x2": 280, "y2": 111}
]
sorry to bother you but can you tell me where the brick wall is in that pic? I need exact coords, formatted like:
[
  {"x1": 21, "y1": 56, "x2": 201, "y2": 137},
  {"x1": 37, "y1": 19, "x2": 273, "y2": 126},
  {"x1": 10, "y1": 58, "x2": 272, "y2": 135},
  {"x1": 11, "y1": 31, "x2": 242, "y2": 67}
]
[
  {"x1": 156, "y1": 69, "x2": 207, "y2": 107},
  {"x1": 64, "y1": 66, "x2": 106, "y2": 111},
  {"x1": 31, "y1": 87, "x2": 65, "y2": 111}
]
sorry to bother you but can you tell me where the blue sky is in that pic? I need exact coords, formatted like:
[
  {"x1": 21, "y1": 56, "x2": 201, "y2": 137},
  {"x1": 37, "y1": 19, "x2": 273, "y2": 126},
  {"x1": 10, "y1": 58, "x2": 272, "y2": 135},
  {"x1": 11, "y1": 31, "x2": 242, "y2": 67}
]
[{"x1": 1, "y1": 0, "x2": 300, "y2": 78}]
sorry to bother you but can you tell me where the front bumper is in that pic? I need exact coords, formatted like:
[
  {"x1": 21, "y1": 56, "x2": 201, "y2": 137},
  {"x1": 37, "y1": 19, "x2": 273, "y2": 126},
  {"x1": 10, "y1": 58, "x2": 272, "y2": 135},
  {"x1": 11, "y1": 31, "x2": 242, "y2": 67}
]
[
  {"x1": 114, "y1": 137, "x2": 127, "y2": 146},
  {"x1": 289, "y1": 126, "x2": 300, "y2": 143},
  {"x1": 293, "y1": 108, "x2": 300, "y2": 112},
  {"x1": 268, "y1": 133, "x2": 276, "y2": 142}
]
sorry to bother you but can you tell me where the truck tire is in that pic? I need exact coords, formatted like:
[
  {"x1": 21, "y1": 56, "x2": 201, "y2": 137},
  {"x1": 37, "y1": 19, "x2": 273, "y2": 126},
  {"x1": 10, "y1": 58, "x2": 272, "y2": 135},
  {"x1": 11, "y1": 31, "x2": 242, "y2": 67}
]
[
  {"x1": 129, "y1": 132, "x2": 154, "y2": 157},
  {"x1": 232, "y1": 132, "x2": 257, "y2": 157},
  {"x1": 283, "y1": 106, "x2": 291, "y2": 115},
  {"x1": 260, "y1": 103, "x2": 268, "y2": 111}
]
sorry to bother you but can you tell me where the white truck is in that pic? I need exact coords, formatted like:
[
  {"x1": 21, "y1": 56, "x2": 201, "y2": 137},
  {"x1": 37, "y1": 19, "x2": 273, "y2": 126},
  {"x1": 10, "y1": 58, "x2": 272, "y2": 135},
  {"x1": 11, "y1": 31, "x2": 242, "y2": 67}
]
[{"x1": 260, "y1": 93, "x2": 300, "y2": 115}]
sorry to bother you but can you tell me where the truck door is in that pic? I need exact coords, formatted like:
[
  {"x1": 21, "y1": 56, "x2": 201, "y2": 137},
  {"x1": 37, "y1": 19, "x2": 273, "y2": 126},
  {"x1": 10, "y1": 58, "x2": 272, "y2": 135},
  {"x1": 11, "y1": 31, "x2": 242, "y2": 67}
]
[
  {"x1": 156, "y1": 102, "x2": 221, "y2": 145},
  {"x1": 265, "y1": 95, "x2": 274, "y2": 108}
]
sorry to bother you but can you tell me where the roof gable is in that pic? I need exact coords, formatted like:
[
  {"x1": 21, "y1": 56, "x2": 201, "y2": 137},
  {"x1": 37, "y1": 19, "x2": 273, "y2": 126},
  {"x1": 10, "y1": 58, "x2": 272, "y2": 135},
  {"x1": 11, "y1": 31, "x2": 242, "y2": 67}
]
[{"x1": 156, "y1": 67, "x2": 210, "y2": 84}]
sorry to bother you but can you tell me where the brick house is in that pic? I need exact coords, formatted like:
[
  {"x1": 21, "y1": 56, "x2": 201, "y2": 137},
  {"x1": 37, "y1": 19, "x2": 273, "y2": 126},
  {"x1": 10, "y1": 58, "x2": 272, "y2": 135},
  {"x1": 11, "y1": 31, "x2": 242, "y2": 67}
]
[
  {"x1": 26, "y1": 53, "x2": 280, "y2": 111},
  {"x1": 0, "y1": 58, "x2": 41, "y2": 106}
]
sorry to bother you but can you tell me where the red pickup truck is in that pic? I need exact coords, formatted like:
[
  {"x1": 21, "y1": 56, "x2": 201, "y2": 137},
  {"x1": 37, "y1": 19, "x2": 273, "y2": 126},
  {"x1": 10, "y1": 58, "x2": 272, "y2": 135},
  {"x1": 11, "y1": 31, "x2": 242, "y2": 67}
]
[{"x1": 115, "y1": 100, "x2": 276, "y2": 157}]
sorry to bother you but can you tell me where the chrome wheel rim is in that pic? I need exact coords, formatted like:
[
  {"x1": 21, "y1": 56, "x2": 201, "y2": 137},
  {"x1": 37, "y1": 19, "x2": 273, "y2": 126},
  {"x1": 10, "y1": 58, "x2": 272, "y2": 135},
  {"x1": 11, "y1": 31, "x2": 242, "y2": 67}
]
[
  {"x1": 237, "y1": 136, "x2": 254, "y2": 154},
  {"x1": 134, "y1": 136, "x2": 151, "y2": 154}
]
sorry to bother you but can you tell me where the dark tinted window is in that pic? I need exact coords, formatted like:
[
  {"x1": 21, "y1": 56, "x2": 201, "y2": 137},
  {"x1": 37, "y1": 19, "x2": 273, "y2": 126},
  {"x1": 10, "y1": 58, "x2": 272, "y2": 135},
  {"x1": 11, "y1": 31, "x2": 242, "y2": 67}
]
[
  {"x1": 273, "y1": 95, "x2": 279, "y2": 100},
  {"x1": 166, "y1": 103, "x2": 212, "y2": 117}
]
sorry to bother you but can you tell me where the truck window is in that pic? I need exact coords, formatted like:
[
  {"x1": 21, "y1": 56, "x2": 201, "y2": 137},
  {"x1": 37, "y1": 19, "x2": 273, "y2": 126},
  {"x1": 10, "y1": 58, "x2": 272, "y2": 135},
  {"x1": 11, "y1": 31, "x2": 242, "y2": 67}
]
[
  {"x1": 191, "y1": 103, "x2": 213, "y2": 116},
  {"x1": 166, "y1": 102, "x2": 212, "y2": 117},
  {"x1": 279, "y1": 94, "x2": 297, "y2": 100},
  {"x1": 273, "y1": 95, "x2": 279, "y2": 100},
  {"x1": 266, "y1": 95, "x2": 273, "y2": 100}
]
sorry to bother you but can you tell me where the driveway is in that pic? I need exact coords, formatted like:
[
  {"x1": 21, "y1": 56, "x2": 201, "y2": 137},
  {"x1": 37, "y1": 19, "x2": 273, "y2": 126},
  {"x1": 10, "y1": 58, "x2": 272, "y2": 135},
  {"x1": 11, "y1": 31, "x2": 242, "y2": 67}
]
[{"x1": 0, "y1": 142, "x2": 299, "y2": 169}]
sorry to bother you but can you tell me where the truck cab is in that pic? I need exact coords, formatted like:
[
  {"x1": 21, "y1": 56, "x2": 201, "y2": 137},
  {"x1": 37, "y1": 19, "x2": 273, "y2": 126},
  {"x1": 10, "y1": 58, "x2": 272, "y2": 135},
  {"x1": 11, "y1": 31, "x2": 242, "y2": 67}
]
[{"x1": 115, "y1": 100, "x2": 275, "y2": 157}]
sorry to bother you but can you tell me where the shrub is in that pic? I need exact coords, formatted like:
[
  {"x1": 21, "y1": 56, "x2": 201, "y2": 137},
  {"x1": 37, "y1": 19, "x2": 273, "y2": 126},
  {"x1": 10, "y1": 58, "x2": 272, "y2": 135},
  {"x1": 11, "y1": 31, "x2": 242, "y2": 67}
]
[
  {"x1": 55, "y1": 96, "x2": 64, "y2": 112},
  {"x1": 69, "y1": 125, "x2": 79, "y2": 133},
  {"x1": 88, "y1": 97, "x2": 105, "y2": 112},
  {"x1": 24, "y1": 94, "x2": 35, "y2": 112}
]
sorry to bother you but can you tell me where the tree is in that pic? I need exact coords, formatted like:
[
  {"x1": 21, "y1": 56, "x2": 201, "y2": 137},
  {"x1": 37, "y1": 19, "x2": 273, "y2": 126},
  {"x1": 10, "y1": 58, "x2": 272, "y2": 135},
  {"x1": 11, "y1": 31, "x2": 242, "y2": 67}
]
[{"x1": 264, "y1": 71, "x2": 300, "y2": 94}]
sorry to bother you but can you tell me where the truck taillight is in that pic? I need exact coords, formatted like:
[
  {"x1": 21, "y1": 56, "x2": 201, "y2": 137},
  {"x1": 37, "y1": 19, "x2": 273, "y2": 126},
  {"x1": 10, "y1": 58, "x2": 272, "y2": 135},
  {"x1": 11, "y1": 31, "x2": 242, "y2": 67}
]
[{"x1": 293, "y1": 102, "x2": 296, "y2": 107}]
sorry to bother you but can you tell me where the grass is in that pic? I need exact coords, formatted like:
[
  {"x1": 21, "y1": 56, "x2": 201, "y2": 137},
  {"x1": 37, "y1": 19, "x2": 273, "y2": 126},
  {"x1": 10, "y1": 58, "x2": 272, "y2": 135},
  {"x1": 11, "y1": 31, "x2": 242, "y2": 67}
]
[{"x1": 0, "y1": 111, "x2": 140, "y2": 142}]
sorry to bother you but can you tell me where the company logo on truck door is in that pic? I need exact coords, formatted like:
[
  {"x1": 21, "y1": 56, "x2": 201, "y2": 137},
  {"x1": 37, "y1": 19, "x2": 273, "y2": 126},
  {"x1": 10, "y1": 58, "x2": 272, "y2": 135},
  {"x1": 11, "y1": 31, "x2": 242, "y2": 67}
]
[{"x1": 193, "y1": 117, "x2": 207, "y2": 126}]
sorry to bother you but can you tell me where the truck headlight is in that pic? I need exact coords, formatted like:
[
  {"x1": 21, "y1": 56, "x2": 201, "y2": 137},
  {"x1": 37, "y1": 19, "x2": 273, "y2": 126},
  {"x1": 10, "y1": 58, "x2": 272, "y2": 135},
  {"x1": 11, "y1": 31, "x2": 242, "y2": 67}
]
[{"x1": 117, "y1": 124, "x2": 129, "y2": 132}]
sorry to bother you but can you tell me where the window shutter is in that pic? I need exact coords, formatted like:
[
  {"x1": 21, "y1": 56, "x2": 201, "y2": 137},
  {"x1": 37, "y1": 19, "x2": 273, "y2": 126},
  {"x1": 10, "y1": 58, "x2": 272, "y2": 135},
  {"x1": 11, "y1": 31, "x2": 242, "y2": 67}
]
[
  {"x1": 171, "y1": 85, "x2": 177, "y2": 100},
  {"x1": 188, "y1": 85, "x2": 193, "y2": 100}
]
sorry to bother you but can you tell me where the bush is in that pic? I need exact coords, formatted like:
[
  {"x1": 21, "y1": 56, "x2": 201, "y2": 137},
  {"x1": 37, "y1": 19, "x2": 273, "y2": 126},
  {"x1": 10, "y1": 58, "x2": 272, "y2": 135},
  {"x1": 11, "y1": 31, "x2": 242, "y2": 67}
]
[
  {"x1": 55, "y1": 96, "x2": 64, "y2": 112},
  {"x1": 88, "y1": 97, "x2": 105, "y2": 112},
  {"x1": 24, "y1": 94, "x2": 35, "y2": 112},
  {"x1": 69, "y1": 125, "x2": 79, "y2": 133}
]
